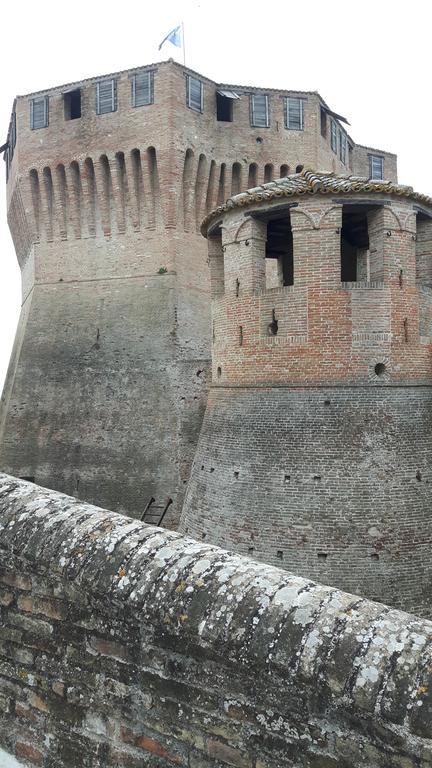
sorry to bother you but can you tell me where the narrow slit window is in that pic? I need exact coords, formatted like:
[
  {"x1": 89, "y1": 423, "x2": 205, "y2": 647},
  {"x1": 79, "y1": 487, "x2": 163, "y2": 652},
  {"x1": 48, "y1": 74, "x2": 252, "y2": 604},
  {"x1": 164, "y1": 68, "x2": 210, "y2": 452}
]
[
  {"x1": 285, "y1": 97, "x2": 304, "y2": 131},
  {"x1": 131, "y1": 71, "x2": 154, "y2": 107},
  {"x1": 320, "y1": 107, "x2": 327, "y2": 137},
  {"x1": 64, "y1": 89, "x2": 81, "y2": 120},
  {"x1": 250, "y1": 94, "x2": 269, "y2": 128},
  {"x1": 30, "y1": 96, "x2": 49, "y2": 129},
  {"x1": 187, "y1": 76, "x2": 203, "y2": 112},
  {"x1": 96, "y1": 79, "x2": 117, "y2": 115},
  {"x1": 370, "y1": 155, "x2": 384, "y2": 180}
]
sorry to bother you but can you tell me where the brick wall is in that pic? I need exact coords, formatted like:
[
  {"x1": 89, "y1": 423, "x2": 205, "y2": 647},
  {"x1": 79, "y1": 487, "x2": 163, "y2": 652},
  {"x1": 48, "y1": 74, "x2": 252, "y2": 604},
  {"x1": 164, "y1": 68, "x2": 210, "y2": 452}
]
[{"x1": 0, "y1": 474, "x2": 431, "y2": 768}]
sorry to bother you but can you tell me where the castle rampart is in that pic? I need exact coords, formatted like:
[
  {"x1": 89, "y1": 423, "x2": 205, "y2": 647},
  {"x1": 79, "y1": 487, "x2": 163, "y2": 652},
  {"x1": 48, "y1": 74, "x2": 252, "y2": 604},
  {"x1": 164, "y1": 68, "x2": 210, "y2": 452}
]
[{"x1": 0, "y1": 474, "x2": 431, "y2": 767}]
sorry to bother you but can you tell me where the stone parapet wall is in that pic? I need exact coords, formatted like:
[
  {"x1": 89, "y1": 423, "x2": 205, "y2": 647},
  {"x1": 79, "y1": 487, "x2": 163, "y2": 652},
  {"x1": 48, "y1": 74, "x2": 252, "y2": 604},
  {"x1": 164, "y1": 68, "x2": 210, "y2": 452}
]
[{"x1": 0, "y1": 474, "x2": 431, "y2": 767}]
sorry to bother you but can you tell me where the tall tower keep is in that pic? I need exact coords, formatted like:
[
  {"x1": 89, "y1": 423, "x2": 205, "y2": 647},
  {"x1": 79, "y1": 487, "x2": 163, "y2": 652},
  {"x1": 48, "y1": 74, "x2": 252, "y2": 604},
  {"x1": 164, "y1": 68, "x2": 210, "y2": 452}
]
[{"x1": 1, "y1": 60, "x2": 396, "y2": 523}]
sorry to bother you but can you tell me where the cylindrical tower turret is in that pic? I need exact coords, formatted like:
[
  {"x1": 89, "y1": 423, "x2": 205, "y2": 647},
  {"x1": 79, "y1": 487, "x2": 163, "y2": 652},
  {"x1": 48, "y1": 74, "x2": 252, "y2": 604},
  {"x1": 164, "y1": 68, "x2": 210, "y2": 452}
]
[{"x1": 181, "y1": 170, "x2": 432, "y2": 617}]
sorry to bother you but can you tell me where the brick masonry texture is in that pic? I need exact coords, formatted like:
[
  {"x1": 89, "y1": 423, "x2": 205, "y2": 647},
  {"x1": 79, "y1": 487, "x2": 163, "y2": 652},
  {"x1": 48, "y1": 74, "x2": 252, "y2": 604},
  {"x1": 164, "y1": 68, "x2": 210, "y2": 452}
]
[
  {"x1": 1, "y1": 474, "x2": 432, "y2": 768},
  {"x1": 1, "y1": 59, "x2": 396, "y2": 526},
  {"x1": 180, "y1": 179, "x2": 432, "y2": 617}
]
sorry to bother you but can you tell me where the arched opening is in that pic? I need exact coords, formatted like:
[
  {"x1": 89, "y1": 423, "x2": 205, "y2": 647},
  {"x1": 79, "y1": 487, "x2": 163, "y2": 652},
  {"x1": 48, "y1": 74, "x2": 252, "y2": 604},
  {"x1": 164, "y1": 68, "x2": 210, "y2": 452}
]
[
  {"x1": 264, "y1": 164, "x2": 273, "y2": 183},
  {"x1": 340, "y1": 204, "x2": 386, "y2": 283},
  {"x1": 248, "y1": 163, "x2": 258, "y2": 188},
  {"x1": 265, "y1": 214, "x2": 294, "y2": 288}
]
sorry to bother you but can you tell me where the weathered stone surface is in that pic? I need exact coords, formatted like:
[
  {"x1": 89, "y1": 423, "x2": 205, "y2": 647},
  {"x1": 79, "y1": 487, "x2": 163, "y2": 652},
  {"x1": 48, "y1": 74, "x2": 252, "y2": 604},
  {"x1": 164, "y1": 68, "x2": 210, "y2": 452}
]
[{"x1": 0, "y1": 475, "x2": 431, "y2": 766}]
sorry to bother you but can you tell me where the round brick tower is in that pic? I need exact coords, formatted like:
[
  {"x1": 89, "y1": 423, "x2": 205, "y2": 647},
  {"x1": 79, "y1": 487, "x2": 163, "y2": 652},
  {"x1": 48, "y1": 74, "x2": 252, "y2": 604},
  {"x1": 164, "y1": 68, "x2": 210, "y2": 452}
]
[{"x1": 180, "y1": 169, "x2": 432, "y2": 616}]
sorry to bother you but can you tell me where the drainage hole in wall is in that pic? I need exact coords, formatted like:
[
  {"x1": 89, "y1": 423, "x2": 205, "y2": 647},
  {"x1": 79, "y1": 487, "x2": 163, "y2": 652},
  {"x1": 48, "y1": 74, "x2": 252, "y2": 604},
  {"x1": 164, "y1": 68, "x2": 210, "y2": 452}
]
[
  {"x1": 317, "y1": 552, "x2": 327, "y2": 561},
  {"x1": 324, "y1": 400, "x2": 331, "y2": 406},
  {"x1": 276, "y1": 550, "x2": 284, "y2": 560},
  {"x1": 284, "y1": 474, "x2": 290, "y2": 483},
  {"x1": 201, "y1": 532, "x2": 207, "y2": 539},
  {"x1": 210, "y1": 467, "x2": 215, "y2": 473},
  {"x1": 201, "y1": 465, "x2": 204, "y2": 470},
  {"x1": 234, "y1": 471, "x2": 239, "y2": 479},
  {"x1": 217, "y1": 366, "x2": 222, "y2": 378},
  {"x1": 416, "y1": 470, "x2": 422, "y2": 481},
  {"x1": 248, "y1": 546, "x2": 254, "y2": 554},
  {"x1": 313, "y1": 475, "x2": 321, "y2": 482},
  {"x1": 256, "y1": 136, "x2": 263, "y2": 144},
  {"x1": 371, "y1": 553, "x2": 379, "y2": 561},
  {"x1": 375, "y1": 363, "x2": 386, "y2": 376}
]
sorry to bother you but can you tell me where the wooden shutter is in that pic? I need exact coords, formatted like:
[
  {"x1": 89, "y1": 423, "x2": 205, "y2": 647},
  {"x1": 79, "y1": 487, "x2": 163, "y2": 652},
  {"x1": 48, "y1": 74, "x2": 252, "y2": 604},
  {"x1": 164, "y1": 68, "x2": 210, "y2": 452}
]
[
  {"x1": 286, "y1": 98, "x2": 303, "y2": 130},
  {"x1": 31, "y1": 97, "x2": 48, "y2": 129},
  {"x1": 251, "y1": 94, "x2": 268, "y2": 127},
  {"x1": 331, "y1": 120, "x2": 337, "y2": 152},
  {"x1": 370, "y1": 156, "x2": 384, "y2": 179},
  {"x1": 97, "y1": 80, "x2": 116, "y2": 114},
  {"x1": 339, "y1": 132, "x2": 346, "y2": 164},
  {"x1": 11, "y1": 112, "x2": 16, "y2": 150},
  {"x1": 132, "y1": 71, "x2": 153, "y2": 107},
  {"x1": 188, "y1": 77, "x2": 202, "y2": 112}
]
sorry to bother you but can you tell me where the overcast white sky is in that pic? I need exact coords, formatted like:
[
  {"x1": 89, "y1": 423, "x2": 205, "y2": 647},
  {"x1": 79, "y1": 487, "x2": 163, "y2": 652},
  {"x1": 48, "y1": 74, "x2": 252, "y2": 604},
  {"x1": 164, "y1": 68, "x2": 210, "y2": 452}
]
[{"x1": 0, "y1": 0, "x2": 431, "y2": 391}]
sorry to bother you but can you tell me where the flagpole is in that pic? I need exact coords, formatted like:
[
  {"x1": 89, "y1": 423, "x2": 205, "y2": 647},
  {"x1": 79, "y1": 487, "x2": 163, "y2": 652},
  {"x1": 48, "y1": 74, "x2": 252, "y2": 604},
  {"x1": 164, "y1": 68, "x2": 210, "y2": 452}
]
[{"x1": 182, "y1": 21, "x2": 186, "y2": 66}]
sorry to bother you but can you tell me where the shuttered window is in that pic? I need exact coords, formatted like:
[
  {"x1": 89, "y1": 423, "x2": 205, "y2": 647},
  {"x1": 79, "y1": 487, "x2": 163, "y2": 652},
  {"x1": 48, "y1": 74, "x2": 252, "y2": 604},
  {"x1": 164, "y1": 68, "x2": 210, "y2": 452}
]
[
  {"x1": 339, "y1": 132, "x2": 347, "y2": 164},
  {"x1": 187, "y1": 76, "x2": 203, "y2": 112},
  {"x1": 30, "y1": 97, "x2": 49, "y2": 129},
  {"x1": 131, "y1": 71, "x2": 154, "y2": 107},
  {"x1": 370, "y1": 155, "x2": 384, "y2": 180},
  {"x1": 96, "y1": 79, "x2": 117, "y2": 115},
  {"x1": 250, "y1": 94, "x2": 269, "y2": 127},
  {"x1": 11, "y1": 112, "x2": 16, "y2": 150},
  {"x1": 285, "y1": 97, "x2": 304, "y2": 130},
  {"x1": 330, "y1": 120, "x2": 337, "y2": 153}
]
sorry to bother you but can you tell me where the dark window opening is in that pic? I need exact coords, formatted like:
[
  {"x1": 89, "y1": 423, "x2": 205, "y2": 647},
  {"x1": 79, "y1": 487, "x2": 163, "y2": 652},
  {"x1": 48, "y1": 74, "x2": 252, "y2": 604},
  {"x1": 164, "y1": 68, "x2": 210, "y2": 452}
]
[
  {"x1": 216, "y1": 93, "x2": 233, "y2": 122},
  {"x1": 264, "y1": 163, "x2": 273, "y2": 183},
  {"x1": 320, "y1": 107, "x2": 327, "y2": 137},
  {"x1": 266, "y1": 215, "x2": 294, "y2": 287},
  {"x1": 268, "y1": 309, "x2": 278, "y2": 336},
  {"x1": 64, "y1": 90, "x2": 81, "y2": 120},
  {"x1": 317, "y1": 552, "x2": 328, "y2": 561},
  {"x1": 295, "y1": 164, "x2": 304, "y2": 173},
  {"x1": 341, "y1": 207, "x2": 370, "y2": 282},
  {"x1": 375, "y1": 362, "x2": 386, "y2": 376}
]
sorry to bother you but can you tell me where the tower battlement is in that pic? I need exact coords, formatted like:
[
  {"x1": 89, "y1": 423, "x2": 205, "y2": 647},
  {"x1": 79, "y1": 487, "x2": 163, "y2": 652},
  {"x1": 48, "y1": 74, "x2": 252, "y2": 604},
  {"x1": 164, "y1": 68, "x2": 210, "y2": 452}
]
[{"x1": 203, "y1": 170, "x2": 432, "y2": 387}]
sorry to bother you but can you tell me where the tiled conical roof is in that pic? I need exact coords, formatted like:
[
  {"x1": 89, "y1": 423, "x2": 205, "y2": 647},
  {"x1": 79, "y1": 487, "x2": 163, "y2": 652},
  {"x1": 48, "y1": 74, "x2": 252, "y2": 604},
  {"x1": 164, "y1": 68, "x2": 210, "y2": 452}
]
[{"x1": 202, "y1": 168, "x2": 432, "y2": 236}]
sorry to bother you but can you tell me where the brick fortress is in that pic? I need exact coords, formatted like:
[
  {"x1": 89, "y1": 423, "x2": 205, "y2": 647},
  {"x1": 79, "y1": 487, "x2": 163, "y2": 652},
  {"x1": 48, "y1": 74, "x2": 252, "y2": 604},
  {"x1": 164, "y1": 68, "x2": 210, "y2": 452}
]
[
  {"x1": 0, "y1": 59, "x2": 396, "y2": 528},
  {"x1": 1, "y1": 59, "x2": 432, "y2": 768}
]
